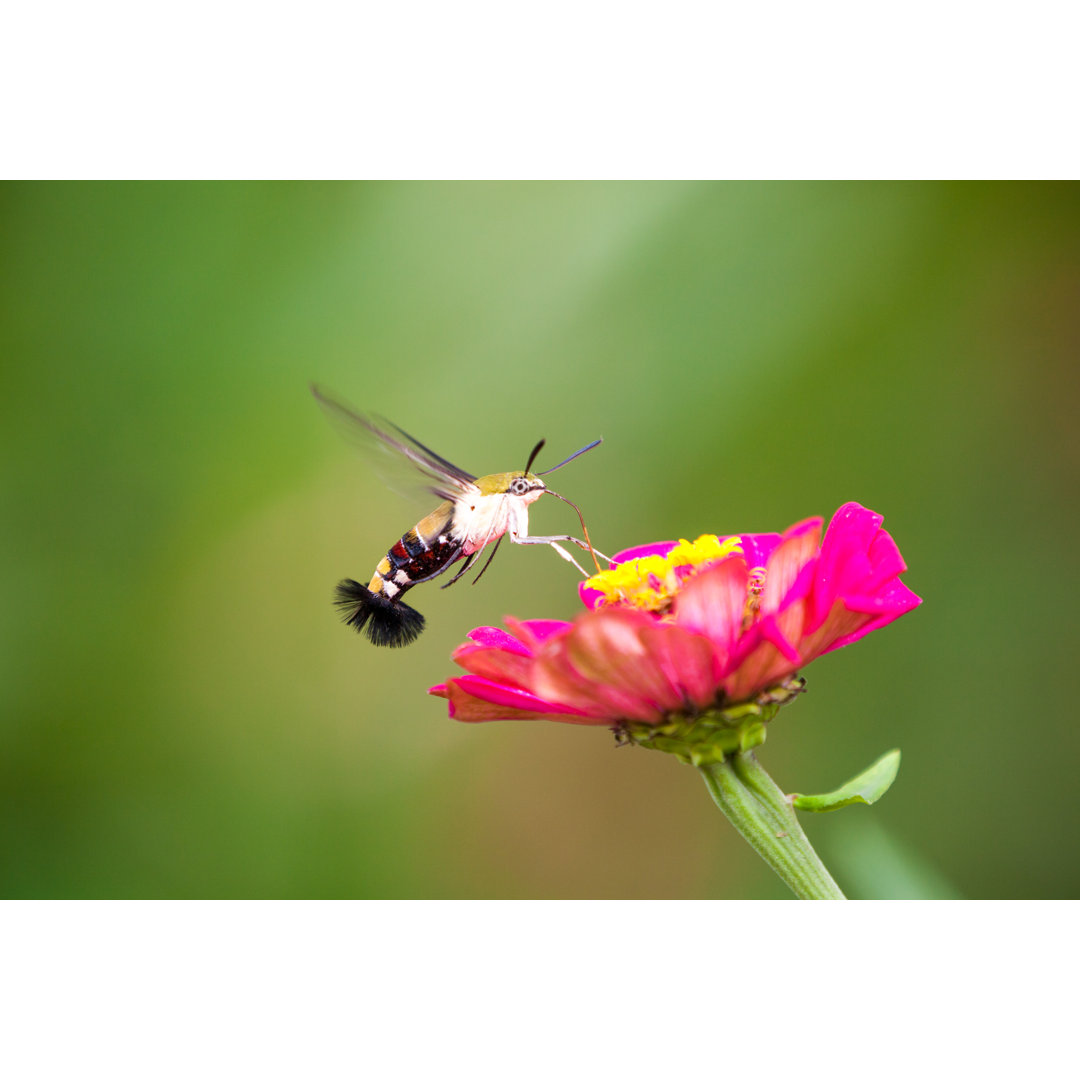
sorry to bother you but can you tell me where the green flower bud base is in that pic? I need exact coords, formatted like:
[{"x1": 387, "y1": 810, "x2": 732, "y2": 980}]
[{"x1": 616, "y1": 676, "x2": 805, "y2": 767}]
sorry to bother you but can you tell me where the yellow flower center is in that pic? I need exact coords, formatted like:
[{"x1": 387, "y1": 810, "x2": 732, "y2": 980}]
[{"x1": 586, "y1": 535, "x2": 743, "y2": 612}]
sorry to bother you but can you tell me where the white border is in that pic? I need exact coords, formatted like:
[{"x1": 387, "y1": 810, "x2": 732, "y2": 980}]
[
  {"x1": 1, "y1": 901, "x2": 1073, "y2": 1077},
  {"x1": 3, "y1": 3, "x2": 1077, "y2": 178}
]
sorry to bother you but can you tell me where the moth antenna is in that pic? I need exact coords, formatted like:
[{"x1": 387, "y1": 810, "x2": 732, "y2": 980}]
[
  {"x1": 536, "y1": 438, "x2": 602, "y2": 476},
  {"x1": 524, "y1": 438, "x2": 546, "y2": 474},
  {"x1": 546, "y1": 489, "x2": 603, "y2": 574}
]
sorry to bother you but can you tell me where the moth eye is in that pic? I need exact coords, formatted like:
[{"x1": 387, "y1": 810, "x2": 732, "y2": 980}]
[{"x1": 510, "y1": 478, "x2": 529, "y2": 495}]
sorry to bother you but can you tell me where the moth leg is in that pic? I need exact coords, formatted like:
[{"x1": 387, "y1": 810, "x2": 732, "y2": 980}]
[
  {"x1": 470, "y1": 534, "x2": 504, "y2": 586},
  {"x1": 440, "y1": 552, "x2": 477, "y2": 589},
  {"x1": 547, "y1": 541, "x2": 590, "y2": 577},
  {"x1": 511, "y1": 532, "x2": 611, "y2": 565},
  {"x1": 510, "y1": 532, "x2": 591, "y2": 576}
]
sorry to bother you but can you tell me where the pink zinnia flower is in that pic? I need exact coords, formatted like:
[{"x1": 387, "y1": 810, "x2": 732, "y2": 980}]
[{"x1": 429, "y1": 502, "x2": 920, "y2": 734}]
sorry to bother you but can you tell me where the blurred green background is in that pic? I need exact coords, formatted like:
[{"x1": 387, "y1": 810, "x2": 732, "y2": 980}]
[{"x1": 2, "y1": 181, "x2": 1077, "y2": 898}]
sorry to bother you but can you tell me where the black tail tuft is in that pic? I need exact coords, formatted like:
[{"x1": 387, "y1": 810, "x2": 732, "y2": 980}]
[{"x1": 333, "y1": 579, "x2": 426, "y2": 647}]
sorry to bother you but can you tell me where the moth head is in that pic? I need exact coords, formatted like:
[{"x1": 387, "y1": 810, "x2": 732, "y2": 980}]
[{"x1": 508, "y1": 472, "x2": 546, "y2": 497}]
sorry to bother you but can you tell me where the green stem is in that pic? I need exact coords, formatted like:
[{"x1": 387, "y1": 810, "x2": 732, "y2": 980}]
[{"x1": 699, "y1": 751, "x2": 846, "y2": 899}]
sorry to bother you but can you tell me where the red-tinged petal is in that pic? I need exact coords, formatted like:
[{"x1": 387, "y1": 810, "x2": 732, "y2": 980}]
[
  {"x1": 673, "y1": 556, "x2": 750, "y2": 659},
  {"x1": 814, "y1": 581, "x2": 924, "y2": 656},
  {"x1": 729, "y1": 598, "x2": 807, "y2": 699},
  {"x1": 723, "y1": 632, "x2": 801, "y2": 702},
  {"x1": 451, "y1": 643, "x2": 534, "y2": 690},
  {"x1": 781, "y1": 517, "x2": 823, "y2": 541},
  {"x1": 531, "y1": 616, "x2": 663, "y2": 723},
  {"x1": 436, "y1": 674, "x2": 598, "y2": 724},
  {"x1": 465, "y1": 625, "x2": 532, "y2": 656},
  {"x1": 762, "y1": 519, "x2": 822, "y2": 614},
  {"x1": 452, "y1": 675, "x2": 572, "y2": 713},
  {"x1": 755, "y1": 525, "x2": 818, "y2": 671},
  {"x1": 797, "y1": 599, "x2": 876, "y2": 663},
  {"x1": 531, "y1": 652, "x2": 641, "y2": 721},
  {"x1": 798, "y1": 578, "x2": 921, "y2": 665},
  {"x1": 504, "y1": 617, "x2": 573, "y2": 649},
  {"x1": 776, "y1": 558, "x2": 817, "y2": 642},
  {"x1": 638, "y1": 623, "x2": 723, "y2": 710},
  {"x1": 565, "y1": 609, "x2": 684, "y2": 716},
  {"x1": 757, "y1": 611, "x2": 803, "y2": 665}
]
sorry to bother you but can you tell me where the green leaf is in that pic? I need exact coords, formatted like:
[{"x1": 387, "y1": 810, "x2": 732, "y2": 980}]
[{"x1": 791, "y1": 749, "x2": 901, "y2": 813}]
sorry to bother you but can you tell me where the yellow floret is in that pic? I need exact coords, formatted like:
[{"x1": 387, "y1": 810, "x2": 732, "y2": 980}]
[{"x1": 586, "y1": 535, "x2": 742, "y2": 612}]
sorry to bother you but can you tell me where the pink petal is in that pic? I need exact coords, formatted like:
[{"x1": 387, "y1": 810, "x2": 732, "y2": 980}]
[
  {"x1": 465, "y1": 625, "x2": 533, "y2": 656},
  {"x1": 736, "y1": 532, "x2": 782, "y2": 570},
  {"x1": 638, "y1": 623, "x2": 723, "y2": 710},
  {"x1": 673, "y1": 556, "x2": 750, "y2": 660},
  {"x1": 863, "y1": 527, "x2": 908, "y2": 591},
  {"x1": 578, "y1": 583, "x2": 606, "y2": 611},
  {"x1": 722, "y1": 631, "x2": 801, "y2": 702},
  {"x1": 762, "y1": 519, "x2": 821, "y2": 607},
  {"x1": 750, "y1": 520, "x2": 819, "y2": 670},
  {"x1": 797, "y1": 599, "x2": 874, "y2": 663},
  {"x1": 435, "y1": 674, "x2": 597, "y2": 724},
  {"x1": 816, "y1": 581, "x2": 923, "y2": 655},
  {"x1": 757, "y1": 612, "x2": 803, "y2": 665},
  {"x1": 531, "y1": 614, "x2": 664, "y2": 723},
  {"x1": 610, "y1": 541, "x2": 680, "y2": 563},
  {"x1": 504, "y1": 617, "x2": 572, "y2": 649},
  {"x1": 451, "y1": 643, "x2": 534, "y2": 690},
  {"x1": 808, "y1": 502, "x2": 884, "y2": 630},
  {"x1": 565, "y1": 610, "x2": 684, "y2": 716},
  {"x1": 842, "y1": 577, "x2": 923, "y2": 618}
]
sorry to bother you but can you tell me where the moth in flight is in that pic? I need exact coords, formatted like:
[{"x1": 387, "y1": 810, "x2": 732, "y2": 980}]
[{"x1": 312, "y1": 385, "x2": 605, "y2": 647}]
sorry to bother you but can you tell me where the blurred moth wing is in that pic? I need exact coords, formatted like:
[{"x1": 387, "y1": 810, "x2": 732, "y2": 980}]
[{"x1": 311, "y1": 384, "x2": 479, "y2": 505}]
